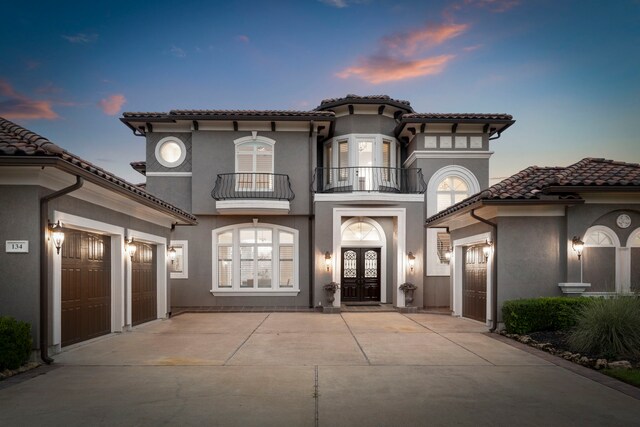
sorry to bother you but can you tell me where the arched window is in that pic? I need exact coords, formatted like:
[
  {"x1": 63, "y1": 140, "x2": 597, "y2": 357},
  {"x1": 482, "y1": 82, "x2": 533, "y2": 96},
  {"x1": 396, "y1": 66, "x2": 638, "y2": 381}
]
[
  {"x1": 436, "y1": 176, "x2": 470, "y2": 213},
  {"x1": 212, "y1": 223, "x2": 298, "y2": 295},
  {"x1": 234, "y1": 136, "x2": 275, "y2": 191},
  {"x1": 583, "y1": 226, "x2": 619, "y2": 293},
  {"x1": 427, "y1": 166, "x2": 480, "y2": 276},
  {"x1": 342, "y1": 220, "x2": 382, "y2": 242}
]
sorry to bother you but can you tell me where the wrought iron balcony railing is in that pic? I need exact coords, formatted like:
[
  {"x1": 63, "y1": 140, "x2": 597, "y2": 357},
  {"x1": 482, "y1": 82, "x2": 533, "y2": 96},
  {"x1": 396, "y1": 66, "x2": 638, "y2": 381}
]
[
  {"x1": 212, "y1": 173, "x2": 295, "y2": 201},
  {"x1": 312, "y1": 167, "x2": 427, "y2": 194}
]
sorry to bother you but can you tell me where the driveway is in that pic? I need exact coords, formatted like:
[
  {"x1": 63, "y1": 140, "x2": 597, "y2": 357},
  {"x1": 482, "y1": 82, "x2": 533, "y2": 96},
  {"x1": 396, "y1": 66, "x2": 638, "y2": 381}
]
[{"x1": 1, "y1": 312, "x2": 639, "y2": 426}]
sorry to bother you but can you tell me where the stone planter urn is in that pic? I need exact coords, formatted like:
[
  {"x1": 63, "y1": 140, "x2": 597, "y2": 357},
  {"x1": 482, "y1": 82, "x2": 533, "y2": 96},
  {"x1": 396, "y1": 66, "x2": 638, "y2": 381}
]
[
  {"x1": 323, "y1": 282, "x2": 339, "y2": 304},
  {"x1": 399, "y1": 282, "x2": 417, "y2": 306}
]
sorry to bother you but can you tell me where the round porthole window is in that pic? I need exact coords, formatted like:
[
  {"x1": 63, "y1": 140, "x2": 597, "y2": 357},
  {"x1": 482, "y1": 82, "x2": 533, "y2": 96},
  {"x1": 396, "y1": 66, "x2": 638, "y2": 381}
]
[{"x1": 155, "y1": 137, "x2": 186, "y2": 168}]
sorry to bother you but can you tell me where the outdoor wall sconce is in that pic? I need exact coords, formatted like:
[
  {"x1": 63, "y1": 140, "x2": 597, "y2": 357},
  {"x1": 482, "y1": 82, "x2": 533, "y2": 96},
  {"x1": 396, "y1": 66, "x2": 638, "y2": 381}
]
[
  {"x1": 324, "y1": 251, "x2": 332, "y2": 272},
  {"x1": 126, "y1": 238, "x2": 137, "y2": 259},
  {"x1": 482, "y1": 240, "x2": 493, "y2": 260},
  {"x1": 408, "y1": 251, "x2": 415, "y2": 272},
  {"x1": 49, "y1": 221, "x2": 65, "y2": 255},
  {"x1": 572, "y1": 237, "x2": 584, "y2": 260},
  {"x1": 168, "y1": 246, "x2": 177, "y2": 264},
  {"x1": 444, "y1": 248, "x2": 452, "y2": 263}
]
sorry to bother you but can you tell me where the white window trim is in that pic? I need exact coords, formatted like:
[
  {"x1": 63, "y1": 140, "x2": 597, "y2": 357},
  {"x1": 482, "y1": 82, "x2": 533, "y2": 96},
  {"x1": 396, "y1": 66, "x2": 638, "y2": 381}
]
[
  {"x1": 211, "y1": 223, "x2": 300, "y2": 295},
  {"x1": 327, "y1": 133, "x2": 400, "y2": 169},
  {"x1": 155, "y1": 136, "x2": 187, "y2": 168},
  {"x1": 234, "y1": 135, "x2": 275, "y2": 192},
  {"x1": 169, "y1": 240, "x2": 189, "y2": 279},
  {"x1": 627, "y1": 227, "x2": 640, "y2": 247},
  {"x1": 426, "y1": 166, "x2": 480, "y2": 276}
]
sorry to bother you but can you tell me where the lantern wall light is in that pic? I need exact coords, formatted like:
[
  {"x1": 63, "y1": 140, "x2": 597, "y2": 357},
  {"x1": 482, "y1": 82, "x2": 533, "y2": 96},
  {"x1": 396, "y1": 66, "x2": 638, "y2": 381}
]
[
  {"x1": 126, "y1": 238, "x2": 137, "y2": 259},
  {"x1": 324, "y1": 251, "x2": 332, "y2": 272},
  {"x1": 49, "y1": 221, "x2": 65, "y2": 254},
  {"x1": 572, "y1": 237, "x2": 584, "y2": 260},
  {"x1": 408, "y1": 251, "x2": 415, "y2": 273},
  {"x1": 168, "y1": 246, "x2": 177, "y2": 264},
  {"x1": 444, "y1": 248, "x2": 452, "y2": 263},
  {"x1": 482, "y1": 240, "x2": 493, "y2": 260}
]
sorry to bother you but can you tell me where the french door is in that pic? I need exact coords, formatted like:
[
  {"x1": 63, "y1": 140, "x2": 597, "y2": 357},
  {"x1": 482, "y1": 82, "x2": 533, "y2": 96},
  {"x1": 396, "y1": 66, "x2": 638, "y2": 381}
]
[{"x1": 341, "y1": 247, "x2": 381, "y2": 302}]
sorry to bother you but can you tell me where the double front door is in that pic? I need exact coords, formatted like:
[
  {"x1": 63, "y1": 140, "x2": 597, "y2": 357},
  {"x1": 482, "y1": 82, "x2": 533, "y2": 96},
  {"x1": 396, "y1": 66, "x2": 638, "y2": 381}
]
[{"x1": 341, "y1": 247, "x2": 381, "y2": 302}]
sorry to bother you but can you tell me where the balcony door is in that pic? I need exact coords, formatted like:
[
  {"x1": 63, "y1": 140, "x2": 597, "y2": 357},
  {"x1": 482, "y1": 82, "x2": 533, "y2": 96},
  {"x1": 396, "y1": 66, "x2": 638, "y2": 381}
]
[{"x1": 356, "y1": 139, "x2": 374, "y2": 190}]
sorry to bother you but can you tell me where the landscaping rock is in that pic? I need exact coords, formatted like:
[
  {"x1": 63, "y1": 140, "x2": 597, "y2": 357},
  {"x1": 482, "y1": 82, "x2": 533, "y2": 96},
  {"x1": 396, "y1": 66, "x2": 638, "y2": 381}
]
[
  {"x1": 561, "y1": 351, "x2": 573, "y2": 360},
  {"x1": 578, "y1": 356, "x2": 590, "y2": 366},
  {"x1": 594, "y1": 359, "x2": 608, "y2": 370},
  {"x1": 609, "y1": 360, "x2": 633, "y2": 370},
  {"x1": 518, "y1": 335, "x2": 532, "y2": 344}
]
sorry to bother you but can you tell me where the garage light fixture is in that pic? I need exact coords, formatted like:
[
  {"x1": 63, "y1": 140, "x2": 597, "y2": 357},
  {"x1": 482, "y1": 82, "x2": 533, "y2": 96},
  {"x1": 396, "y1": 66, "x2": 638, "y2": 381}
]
[
  {"x1": 407, "y1": 251, "x2": 415, "y2": 272},
  {"x1": 168, "y1": 246, "x2": 177, "y2": 264},
  {"x1": 49, "y1": 221, "x2": 64, "y2": 255},
  {"x1": 324, "y1": 251, "x2": 332, "y2": 272},
  {"x1": 482, "y1": 240, "x2": 493, "y2": 260},
  {"x1": 126, "y1": 238, "x2": 137, "y2": 258},
  {"x1": 444, "y1": 248, "x2": 452, "y2": 263},
  {"x1": 571, "y1": 237, "x2": 584, "y2": 260}
]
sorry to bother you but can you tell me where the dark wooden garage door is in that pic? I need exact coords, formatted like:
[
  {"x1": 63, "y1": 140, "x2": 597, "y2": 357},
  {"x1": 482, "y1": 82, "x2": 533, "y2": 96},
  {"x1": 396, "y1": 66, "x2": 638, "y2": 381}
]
[
  {"x1": 61, "y1": 230, "x2": 111, "y2": 347},
  {"x1": 463, "y1": 245, "x2": 486, "y2": 322},
  {"x1": 132, "y1": 242, "x2": 157, "y2": 326}
]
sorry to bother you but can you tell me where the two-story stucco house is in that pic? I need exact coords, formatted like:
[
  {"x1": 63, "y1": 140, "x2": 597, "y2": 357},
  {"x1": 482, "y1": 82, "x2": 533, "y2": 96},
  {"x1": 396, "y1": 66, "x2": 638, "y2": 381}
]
[{"x1": 120, "y1": 95, "x2": 514, "y2": 314}]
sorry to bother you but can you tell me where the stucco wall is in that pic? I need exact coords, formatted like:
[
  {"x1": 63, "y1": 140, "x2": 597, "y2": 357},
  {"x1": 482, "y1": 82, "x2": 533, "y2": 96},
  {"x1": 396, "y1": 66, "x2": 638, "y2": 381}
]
[
  {"x1": 313, "y1": 201, "x2": 424, "y2": 307},
  {"x1": 191, "y1": 131, "x2": 311, "y2": 215},
  {"x1": 333, "y1": 115, "x2": 397, "y2": 137},
  {"x1": 496, "y1": 216, "x2": 565, "y2": 309},
  {"x1": 170, "y1": 215, "x2": 310, "y2": 307},
  {"x1": 0, "y1": 186, "x2": 41, "y2": 346}
]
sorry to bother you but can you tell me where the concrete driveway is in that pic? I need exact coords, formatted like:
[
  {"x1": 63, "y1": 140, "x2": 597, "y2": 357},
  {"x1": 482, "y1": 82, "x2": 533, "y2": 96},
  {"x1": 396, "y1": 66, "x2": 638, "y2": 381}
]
[{"x1": 1, "y1": 312, "x2": 639, "y2": 426}]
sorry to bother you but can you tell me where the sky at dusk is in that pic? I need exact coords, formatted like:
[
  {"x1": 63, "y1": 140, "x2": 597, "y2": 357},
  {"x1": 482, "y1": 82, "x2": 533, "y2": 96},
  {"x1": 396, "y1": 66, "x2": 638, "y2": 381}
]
[{"x1": 1, "y1": 0, "x2": 638, "y2": 184}]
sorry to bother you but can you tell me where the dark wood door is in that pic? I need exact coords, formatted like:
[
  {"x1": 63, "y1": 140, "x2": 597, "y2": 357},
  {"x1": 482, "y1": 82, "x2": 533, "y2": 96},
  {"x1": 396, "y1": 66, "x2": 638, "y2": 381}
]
[
  {"x1": 341, "y1": 248, "x2": 381, "y2": 302},
  {"x1": 463, "y1": 245, "x2": 487, "y2": 322},
  {"x1": 61, "y1": 230, "x2": 111, "y2": 347},
  {"x1": 132, "y1": 242, "x2": 157, "y2": 326}
]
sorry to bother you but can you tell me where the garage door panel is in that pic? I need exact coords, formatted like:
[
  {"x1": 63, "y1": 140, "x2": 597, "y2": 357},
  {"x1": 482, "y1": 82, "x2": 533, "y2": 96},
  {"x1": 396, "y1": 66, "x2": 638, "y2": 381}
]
[
  {"x1": 463, "y1": 245, "x2": 487, "y2": 323},
  {"x1": 132, "y1": 242, "x2": 157, "y2": 326},
  {"x1": 61, "y1": 230, "x2": 111, "y2": 347}
]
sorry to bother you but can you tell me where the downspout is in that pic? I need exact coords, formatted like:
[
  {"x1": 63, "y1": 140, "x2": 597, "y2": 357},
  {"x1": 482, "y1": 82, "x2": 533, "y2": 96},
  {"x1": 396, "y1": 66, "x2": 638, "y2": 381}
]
[
  {"x1": 470, "y1": 209, "x2": 498, "y2": 332},
  {"x1": 308, "y1": 121, "x2": 316, "y2": 308},
  {"x1": 40, "y1": 175, "x2": 84, "y2": 363}
]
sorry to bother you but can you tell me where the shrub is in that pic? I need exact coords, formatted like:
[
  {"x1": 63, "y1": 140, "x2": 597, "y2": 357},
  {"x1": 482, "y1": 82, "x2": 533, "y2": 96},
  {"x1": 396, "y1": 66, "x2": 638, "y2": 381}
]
[
  {"x1": 0, "y1": 316, "x2": 32, "y2": 370},
  {"x1": 567, "y1": 297, "x2": 640, "y2": 360},
  {"x1": 502, "y1": 297, "x2": 592, "y2": 334}
]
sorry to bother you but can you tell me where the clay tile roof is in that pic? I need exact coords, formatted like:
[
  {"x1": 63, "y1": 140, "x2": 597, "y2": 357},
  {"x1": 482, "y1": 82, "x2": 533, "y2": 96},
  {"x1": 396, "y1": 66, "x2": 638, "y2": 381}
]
[
  {"x1": 0, "y1": 117, "x2": 196, "y2": 223},
  {"x1": 122, "y1": 110, "x2": 334, "y2": 120},
  {"x1": 425, "y1": 158, "x2": 640, "y2": 225},
  {"x1": 316, "y1": 94, "x2": 414, "y2": 111},
  {"x1": 401, "y1": 113, "x2": 513, "y2": 121}
]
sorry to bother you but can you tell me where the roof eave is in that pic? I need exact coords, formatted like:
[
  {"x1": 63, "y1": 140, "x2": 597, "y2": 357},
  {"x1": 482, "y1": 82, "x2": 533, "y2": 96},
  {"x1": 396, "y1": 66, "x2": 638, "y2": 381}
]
[
  {"x1": 395, "y1": 119, "x2": 515, "y2": 138},
  {"x1": 317, "y1": 99, "x2": 414, "y2": 113},
  {"x1": 0, "y1": 156, "x2": 197, "y2": 225},
  {"x1": 543, "y1": 185, "x2": 640, "y2": 193}
]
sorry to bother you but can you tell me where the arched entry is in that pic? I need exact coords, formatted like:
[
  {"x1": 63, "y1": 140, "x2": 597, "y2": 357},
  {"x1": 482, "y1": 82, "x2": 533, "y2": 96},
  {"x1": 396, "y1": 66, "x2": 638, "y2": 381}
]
[{"x1": 340, "y1": 217, "x2": 386, "y2": 302}]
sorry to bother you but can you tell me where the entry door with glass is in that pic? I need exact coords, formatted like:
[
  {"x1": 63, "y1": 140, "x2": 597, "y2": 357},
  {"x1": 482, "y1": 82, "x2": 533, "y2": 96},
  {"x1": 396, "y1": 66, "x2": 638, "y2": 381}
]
[
  {"x1": 356, "y1": 140, "x2": 374, "y2": 190},
  {"x1": 341, "y1": 247, "x2": 381, "y2": 302}
]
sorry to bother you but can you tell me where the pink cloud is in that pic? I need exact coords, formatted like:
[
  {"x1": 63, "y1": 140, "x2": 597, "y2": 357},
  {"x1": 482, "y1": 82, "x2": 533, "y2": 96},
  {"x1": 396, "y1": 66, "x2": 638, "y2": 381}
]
[
  {"x1": 0, "y1": 79, "x2": 58, "y2": 120},
  {"x1": 98, "y1": 94, "x2": 126, "y2": 115},
  {"x1": 236, "y1": 35, "x2": 250, "y2": 43},
  {"x1": 383, "y1": 23, "x2": 468, "y2": 55},
  {"x1": 336, "y1": 54, "x2": 455, "y2": 84}
]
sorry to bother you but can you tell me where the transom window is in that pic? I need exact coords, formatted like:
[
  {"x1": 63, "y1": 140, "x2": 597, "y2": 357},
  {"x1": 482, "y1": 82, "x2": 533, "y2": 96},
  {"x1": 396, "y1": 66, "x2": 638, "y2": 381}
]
[
  {"x1": 342, "y1": 221, "x2": 382, "y2": 242},
  {"x1": 436, "y1": 177, "x2": 469, "y2": 213},
  {"x1": 213, "y1": 224, "x2": 298, "y2": 294},
  {"x1": 585, "y1": 230, "x2": 615, "y2": 246},
  {"x1": 235, "y1": 139, "x2": 274, "y2": 191}
]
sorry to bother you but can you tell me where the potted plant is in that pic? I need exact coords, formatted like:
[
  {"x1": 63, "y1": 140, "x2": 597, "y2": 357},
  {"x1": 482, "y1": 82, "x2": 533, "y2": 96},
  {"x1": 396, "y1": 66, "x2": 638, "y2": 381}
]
[
  {"x1": 323, "y1": 282, "x2": 339, "y2": 304},
  {"x1": 399, "y1": 282, "x2": 417, "y2": 306}
]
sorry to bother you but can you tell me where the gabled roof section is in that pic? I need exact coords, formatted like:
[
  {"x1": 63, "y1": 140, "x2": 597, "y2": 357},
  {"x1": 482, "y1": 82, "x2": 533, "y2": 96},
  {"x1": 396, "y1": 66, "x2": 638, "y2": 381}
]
[
  {"x1": 425, "y1": 158, "x2": 640, "y2": 226},
  {"x1": 315, "y1": 94, "x2": 414, "y2": 112},
  {"x1": 0, "y1": 117, "x2": 196, "y2": 224}
]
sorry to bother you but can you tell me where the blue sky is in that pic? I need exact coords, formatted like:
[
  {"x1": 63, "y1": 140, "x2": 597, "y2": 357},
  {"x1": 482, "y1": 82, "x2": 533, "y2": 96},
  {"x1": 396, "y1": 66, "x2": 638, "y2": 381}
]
[{"x1": 1, "y1": 0, "x2": 638, "y2": 184}]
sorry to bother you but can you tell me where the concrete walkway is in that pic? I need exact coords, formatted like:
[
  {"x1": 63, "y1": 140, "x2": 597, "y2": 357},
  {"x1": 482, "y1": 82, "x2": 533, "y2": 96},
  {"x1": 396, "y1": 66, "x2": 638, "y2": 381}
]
[{"x1": 1, "y1": 312, "x2": 639, "y2": 426}]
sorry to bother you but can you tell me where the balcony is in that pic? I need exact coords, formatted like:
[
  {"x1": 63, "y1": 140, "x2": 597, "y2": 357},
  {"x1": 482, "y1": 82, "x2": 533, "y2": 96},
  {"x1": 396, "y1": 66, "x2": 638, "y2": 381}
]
[
  {"x1": 312, "y1": 167, "x2": 427, "y2": 195},
  {"x1": 212, "y1": 173, "x2": 295, "y2": 214}
]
